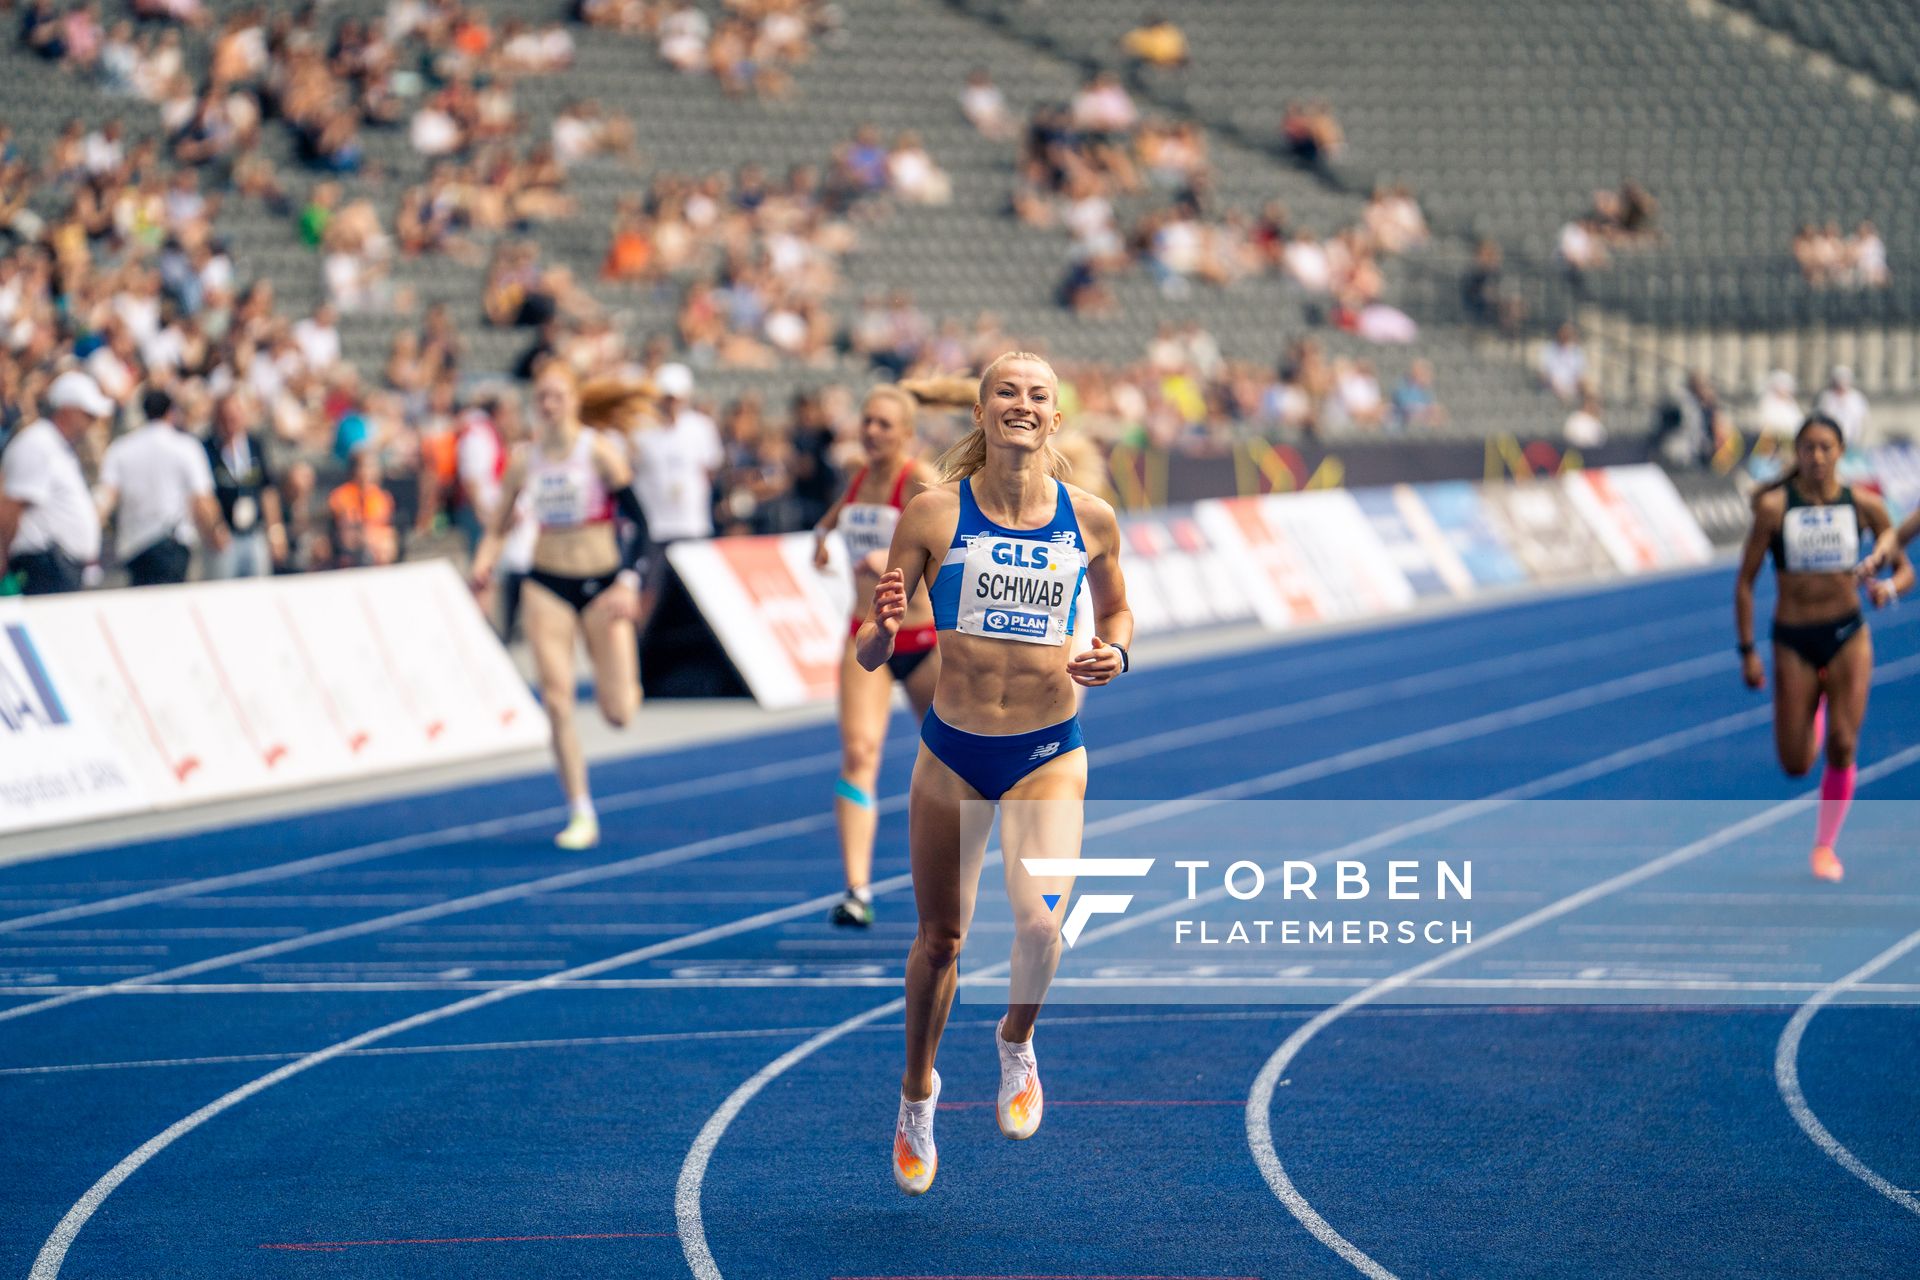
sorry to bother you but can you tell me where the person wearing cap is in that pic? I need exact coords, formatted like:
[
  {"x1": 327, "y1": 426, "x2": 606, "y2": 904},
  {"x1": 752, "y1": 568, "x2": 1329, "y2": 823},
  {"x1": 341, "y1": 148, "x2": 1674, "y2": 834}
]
[
  {"x1": 96, "y1": 388, "x2": 229, "y2": 587},
  {"x1": 205, "y1": 390, "x2": 286, "y2": 578},
  {"x1": 626, "y1": 361, "x2": 722, "y2": 607},
  {"x1": 1814, "y1": 365, "x2": 1868, "y2": 447},
  {"x1": 0, "y1": 370, "x2": 110, "y2": 595}
]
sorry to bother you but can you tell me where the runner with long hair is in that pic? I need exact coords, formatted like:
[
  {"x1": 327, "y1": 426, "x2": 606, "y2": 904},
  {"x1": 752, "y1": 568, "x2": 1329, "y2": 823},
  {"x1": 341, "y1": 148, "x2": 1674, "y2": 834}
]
[
  {"x1": 470, "y1": 360, "x2": 656, "y2": 849},
  {"x1": 857, "y1": 351, "x2": 1132, "y2": 1194},
  {"x1": 811, "y1": 378, "x2": 975, "y2": 926}
]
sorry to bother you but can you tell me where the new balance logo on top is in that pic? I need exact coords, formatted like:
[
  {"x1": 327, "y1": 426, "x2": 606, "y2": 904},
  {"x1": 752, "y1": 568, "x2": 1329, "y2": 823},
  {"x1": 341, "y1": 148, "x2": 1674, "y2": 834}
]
[{"x1": 1028, "y1": 740, "x2": 1061, "y2": 762}]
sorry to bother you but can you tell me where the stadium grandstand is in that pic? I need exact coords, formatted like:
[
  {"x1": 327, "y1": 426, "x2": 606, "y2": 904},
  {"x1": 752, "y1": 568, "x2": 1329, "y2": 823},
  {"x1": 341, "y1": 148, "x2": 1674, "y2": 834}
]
[{"x1": 4, "y1": 0, "x2": 1915, "y2": 588}]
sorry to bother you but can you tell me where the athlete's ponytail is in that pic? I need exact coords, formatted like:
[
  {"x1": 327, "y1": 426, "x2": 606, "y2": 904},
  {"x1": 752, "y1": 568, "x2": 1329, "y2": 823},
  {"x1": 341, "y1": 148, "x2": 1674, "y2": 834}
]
[
  {"x1": 932, "y1": 351, "x2": 1074, "y2": 483},
  {"x1": 577, "y1": 376, "x2": 658, "y2": 433}
]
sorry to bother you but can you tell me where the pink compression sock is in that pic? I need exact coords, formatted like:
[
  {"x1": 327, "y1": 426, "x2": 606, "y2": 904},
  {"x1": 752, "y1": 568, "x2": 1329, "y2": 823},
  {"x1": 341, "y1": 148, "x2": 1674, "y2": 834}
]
[
  {"x1": 1815, "y1": 762, "x2": 1856, "y2": 850},
  {"x1": 1813, "y1": 700, "x2": 1827, "y2": 748}
]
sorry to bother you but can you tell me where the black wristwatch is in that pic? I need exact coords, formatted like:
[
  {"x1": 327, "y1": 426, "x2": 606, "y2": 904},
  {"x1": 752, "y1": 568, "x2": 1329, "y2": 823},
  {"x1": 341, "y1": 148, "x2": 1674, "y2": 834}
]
[
  {"x1": 1737, "y1": 641, "x2": 1755, "y2": 657},
  {"x1": 1111, "y1": 642, "x2": 1130, "y2": 674}
]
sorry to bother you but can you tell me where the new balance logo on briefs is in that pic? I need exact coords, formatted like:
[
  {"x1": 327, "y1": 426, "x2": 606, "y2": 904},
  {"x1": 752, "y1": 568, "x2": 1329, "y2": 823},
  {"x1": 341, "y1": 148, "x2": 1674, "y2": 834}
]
[
  {"x1": 1018, "y1": 858, "x2": 1154, "y2": 947},
  {"x1": 1027, "y1": 740, "x2": 1061, "y2": 762}
]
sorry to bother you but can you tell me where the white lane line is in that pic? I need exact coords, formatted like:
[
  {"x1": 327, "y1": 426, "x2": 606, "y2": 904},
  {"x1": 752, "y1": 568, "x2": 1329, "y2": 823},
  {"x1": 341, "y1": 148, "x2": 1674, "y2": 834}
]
[
  {"x1": 0, "y1": 644, "x2": 1739, "y2": 1028},
  {"x1": 0, "y1": 590, "x2": 1734, "y2": 935},
  {"x1": 0, "y1": 749, "x2": 848, "y2": 936},
  {"x1": 1775, "y1": 925, "x2": 1920, "y2": 1217},
  {"x1": 670, "y1": 690, "x2": 1818, "y2": 1280},
  {"x1": 1245, "y1": 744, "x2": 1920, "y2": 1280},
  {"x1": 27, "y1": 644, "x2": 1755, "y2": 1278}
]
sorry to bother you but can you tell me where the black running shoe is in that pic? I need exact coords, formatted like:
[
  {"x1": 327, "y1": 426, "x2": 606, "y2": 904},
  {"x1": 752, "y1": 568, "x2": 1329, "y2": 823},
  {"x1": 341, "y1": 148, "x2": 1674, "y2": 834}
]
[{"x1": 831, "y1": 893, "x2": 874, "y2": 927}]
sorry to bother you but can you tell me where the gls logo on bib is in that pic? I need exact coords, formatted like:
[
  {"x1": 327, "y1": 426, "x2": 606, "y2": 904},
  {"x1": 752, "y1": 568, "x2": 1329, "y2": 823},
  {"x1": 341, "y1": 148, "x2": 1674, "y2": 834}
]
[
  {"x1": 983, "y1": 608, "x2": 1050, "y2": 639},
  {"x1": 991, "y1": 542, "x2": 1055, "y2": 570}
]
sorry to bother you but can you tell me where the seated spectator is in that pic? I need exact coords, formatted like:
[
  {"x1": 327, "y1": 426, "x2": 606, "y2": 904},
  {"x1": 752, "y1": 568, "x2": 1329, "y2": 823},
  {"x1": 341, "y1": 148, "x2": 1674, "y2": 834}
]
[
  {"x1": 1462, "y1": 238, "x2": 1523, "y2": 333},
  {"x1": 1332, "y1": 357, "x2": 1385, "y2": 430},
  {"x1": 328, "y1": 446, "x2": 399, "y2": 567},
  {"x1": 1280, "y1": 99, "x2": 1343, "y2": 171},
  {"x1": 960, "y1": 68, "x2": 1014, "y2": 141},
  {"x1": 1849, "y1": 220, "x2": 1889, "y2": 289},
  {"x1": 601, "y1": 201, "x2": 656, "y2": 283},
  {"x1": 1390, "y1": 359, "x2": 1448, "y2": 431},
  {"x1": 1364, "y1": 184, "x2": 1428, "y2": 256},
  {"x1": 1121, "y1": 13, "x2": 1189, "y2": 70},
  {"x1": 1563, "y1": 381, "x2": 1607, "y2": 448},
  {"x1": 1557, "y1": 215, "x2": 1608, "y2": 278},
  {"x1": 1537, "y1": 323, "x2": 1586, "y2": 404},
  {"x1": 1754, "y1": 369, "x2": 1801, "y2": 441},
  {"x1": 887, "y1": 132, "x2": 951, "y2": 205},
  {"x1": 657, "y1": 0, "x2": 711, "y2": 73}
]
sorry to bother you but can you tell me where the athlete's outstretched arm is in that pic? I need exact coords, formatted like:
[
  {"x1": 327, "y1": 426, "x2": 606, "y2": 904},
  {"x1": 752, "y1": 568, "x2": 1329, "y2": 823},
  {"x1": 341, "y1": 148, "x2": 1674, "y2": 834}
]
[
  {"x1": 1856, "y1": 492, "x2": 1915, "y2": 605},
  {"x1": 856, "y1": 491, "x2": 939, "y2": 671},
  {"x1": 1067, "y1": 496, "x2": 1131, "y2": 688},
  {"x1": 1735, "y1": 490, "x2": 1781, "y2": 690},
  {"x1": 1859, "y1": 506, "x2": 1920, "y2": 579},
  {"x1": 469, "y1": 453, "x2": 527, "y2": 592}
]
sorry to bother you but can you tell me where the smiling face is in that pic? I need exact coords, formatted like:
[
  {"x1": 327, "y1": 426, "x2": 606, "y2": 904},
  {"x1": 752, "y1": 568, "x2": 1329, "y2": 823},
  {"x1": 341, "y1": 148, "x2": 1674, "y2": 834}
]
[{"x1": 974, "y1": 356, "x2": 1061, "y2": 457}]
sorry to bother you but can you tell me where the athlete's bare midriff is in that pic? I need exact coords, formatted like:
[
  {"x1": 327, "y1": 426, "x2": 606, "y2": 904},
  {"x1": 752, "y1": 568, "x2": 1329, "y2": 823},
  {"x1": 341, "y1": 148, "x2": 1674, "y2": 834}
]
[
  {"x1": 928, "y1": 630, "x2": 1077, "y2": 733},
  {"x1": 531, "y1": 522, "x2": 621, "y2": 578}
]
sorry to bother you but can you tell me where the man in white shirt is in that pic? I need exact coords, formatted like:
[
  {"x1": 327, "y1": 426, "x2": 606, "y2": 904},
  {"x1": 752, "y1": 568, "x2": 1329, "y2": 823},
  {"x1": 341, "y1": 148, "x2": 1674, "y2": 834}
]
[
  {"x1": 1537, "y1": 323, "x2": 1587, "y2": 404},
  {"x1": 0, "y1": 371, "x2": 110, "y2": 594},
  {"x1": 96, "y1": 388, "x2": 228, "y2": 586},
  {"x1": 1814, "y1": 365, "x2": 1868, "y2": 446},
  {"x1": 630, "y1": 362, "x2": 721, "y2": 545}
]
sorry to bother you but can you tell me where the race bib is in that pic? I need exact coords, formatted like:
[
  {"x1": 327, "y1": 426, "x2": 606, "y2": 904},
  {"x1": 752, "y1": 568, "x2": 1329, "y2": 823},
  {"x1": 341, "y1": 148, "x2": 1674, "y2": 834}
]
[
  {"x1": 530, "y1": 471, "x2": 589, "y2": 528},
  {"x1": 955, "y1": 534, "x2": 1085, "y2": 646},
  {"x1": 1782, "y1": 504, "x2": 1859, "y2": 574},
  {"x1": 839, "y1": 503, "x2": 899, "y2": 561}
]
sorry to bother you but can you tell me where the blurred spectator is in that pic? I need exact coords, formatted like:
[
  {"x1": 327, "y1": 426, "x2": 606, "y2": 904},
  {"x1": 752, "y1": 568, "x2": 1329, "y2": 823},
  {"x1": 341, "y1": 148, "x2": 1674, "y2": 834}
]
[
  {"x1": 1462, "y1": 240, "x2": 1523, "y2": 333},
  {"x1": 1755, "y1": 370, "x2": 1802, "y2": 441},
  {"x1": 1390, "y1": 359, "x2": 1448, "y2": 431},
  {"x1": 1556, "y1": 214, "x2": 1608, "y2": 279},
  {"x1": 1537, "y1": 323, "x2": 1586, "y2": 404},
  {"x1": 1814, "y1": 365, "x2": 1868, "y2": 445},
  {"x1": 1280, "y1": 100, "x2": 1343, "y2": 171},
  {"x1": 630, "y1": 362, "x2": 722, "y2": 550},
  {"x1": 1850, "y1": 221, "x2": 1889, "y2": 289},
  {"x1": 96, "y1": 387, "x2": 226, "y2": 585},
  {"x1": 1121, "y1": 14, "x2": 1189, "y2": 70},
  {"x1": 328, "y1": 447, "x2": 398, "y2": 567},
  {"x1": 1332, "y1": 358, "x2": 1386, "y2": 430},
  {"x1": 0, "y1": 371, "x2": 110, "y2": 594},
  {"x1": 1654, "y1": 371, "x2": 1731, "y2": 469},
  {"x1": 960, "y1": 68, "x2": 1014, "y2": 141},
  {"x1": 888, "y1": 132, "x2": 951, "y2": 205},
  {"x1": 1563, "y1": 380, "x2": 1607, "y2": 448},
  {"x1": 205, "y1": 391, "x2": 284, "y2": 577},
  {"x1": 1363, "y1": 184, "x2": 1428, "y2": 257}
]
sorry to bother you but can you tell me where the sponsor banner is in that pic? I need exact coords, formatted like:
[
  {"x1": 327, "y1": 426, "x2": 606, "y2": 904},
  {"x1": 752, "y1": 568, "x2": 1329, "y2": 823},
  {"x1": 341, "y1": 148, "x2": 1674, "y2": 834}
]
[
  {"x1": 1116, "y1": 506, "x2": 1257, "y2": 632},
  {"x1": 1863, "y1": 444, "x2": 1920, "y2": 518},
  {"x1": 1564, "y1": 465, "x2": 1714, "y2": 572},
  {"x1": 1663, "y1": 468, "x2": 1750, "y2": 549},
  {"x1": 1414, "y1": 482, "x2": 1530, "y2": 588},
  {"x1": 1480, "y1": 482, "x2": 1617, "y2": 581},
  {"x1": 1350, "y1": 486, "x2": 1474, "y2": 599},
  {"x1": 0, "y1": 608, "x2": 150, "y2": 832},
  {"x1": 674, "y1": 468, "x2": 1714, "y2": 709},
  {"x1": 1195, "y1": 492, "x2": 1415, "y2": 628},
  {"x1": 668, "y1": 534, "x2": 853, "y2": 710},
  {"x1": 0, "y1": 562, "x2": 542, "y2": 835}
]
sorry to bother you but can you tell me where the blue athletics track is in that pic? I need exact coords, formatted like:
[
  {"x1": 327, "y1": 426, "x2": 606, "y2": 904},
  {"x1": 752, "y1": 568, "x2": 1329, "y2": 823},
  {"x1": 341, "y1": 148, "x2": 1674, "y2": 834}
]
[{"x1": 2, "y1": 565, "x2": 1917, "y2": 1280}]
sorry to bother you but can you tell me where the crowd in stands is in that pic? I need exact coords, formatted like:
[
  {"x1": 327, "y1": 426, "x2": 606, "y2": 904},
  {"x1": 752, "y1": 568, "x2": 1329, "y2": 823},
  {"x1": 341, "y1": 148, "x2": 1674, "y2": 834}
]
[
  {"x1": 1792, "y1": 221, "x2": 1889, "y2": 289},
  {"x1": 577, "y1": 0, "x2": 837, "y2": 102}
]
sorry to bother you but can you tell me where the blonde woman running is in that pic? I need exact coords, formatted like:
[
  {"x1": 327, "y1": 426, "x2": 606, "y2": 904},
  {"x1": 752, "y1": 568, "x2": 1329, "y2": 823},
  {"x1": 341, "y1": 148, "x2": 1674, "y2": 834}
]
[
  {"x1": 858, "y1": 351, "x2": 1132, "y2": 1194},
  {"x1": 471, "y1": 361, "x2": 655, "y2": 849},
  {"x1": 811, "y1": 379, "x2": 974, "y2": 926}
]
